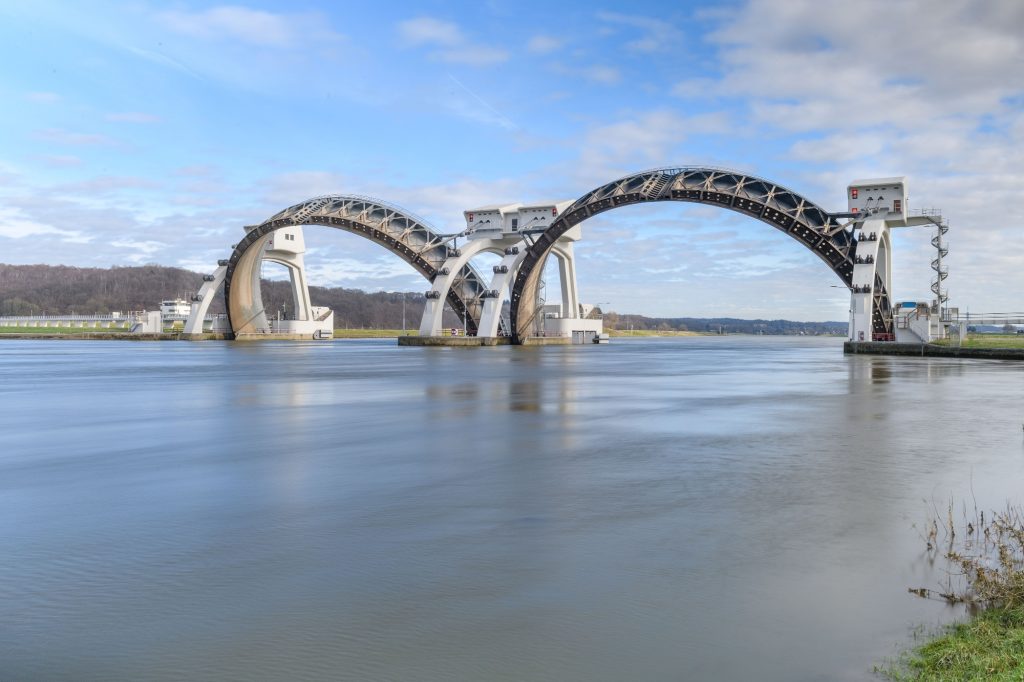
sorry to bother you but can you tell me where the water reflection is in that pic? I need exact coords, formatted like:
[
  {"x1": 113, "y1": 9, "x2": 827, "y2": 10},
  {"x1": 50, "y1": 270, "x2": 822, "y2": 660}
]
[{"x1": 1, "y1": 337, "x2": 1022, "y2": 681}]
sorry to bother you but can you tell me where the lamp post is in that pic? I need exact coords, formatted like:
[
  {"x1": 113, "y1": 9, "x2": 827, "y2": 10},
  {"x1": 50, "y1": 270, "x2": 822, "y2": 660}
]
[{"x1": 401, "y1": 292, "x2": 406, "y2": 334}]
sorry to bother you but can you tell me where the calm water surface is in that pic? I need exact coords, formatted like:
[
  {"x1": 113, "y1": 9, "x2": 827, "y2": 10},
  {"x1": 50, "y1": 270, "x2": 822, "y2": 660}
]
[{"x1": 2, "y1": 337, "x2": 1023, "y2": 680}]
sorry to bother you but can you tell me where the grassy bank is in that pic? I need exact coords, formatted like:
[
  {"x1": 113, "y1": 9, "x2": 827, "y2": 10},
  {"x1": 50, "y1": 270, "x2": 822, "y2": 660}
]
[
  {"x1": 890, "y1": 607, "x2": 1024, "y2": 680},
  {"x1": 0, "y1": 326, "x2": 126, "y2": 334},
  {"x1": 884, "y1": 503, "x2": 1024, "y2": 680},
  {"x1": 933, "y1": 334, "x2": 1024, "y2": 349},
  {"x1": 606, "y1": 329, "x2": 703, "y2": 337}
]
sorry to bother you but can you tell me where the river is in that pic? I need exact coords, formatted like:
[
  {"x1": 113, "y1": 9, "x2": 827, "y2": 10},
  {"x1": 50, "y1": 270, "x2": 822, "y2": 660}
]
[{"x1": 2, "y1": 336, "x2": 1022, "y2": 680}]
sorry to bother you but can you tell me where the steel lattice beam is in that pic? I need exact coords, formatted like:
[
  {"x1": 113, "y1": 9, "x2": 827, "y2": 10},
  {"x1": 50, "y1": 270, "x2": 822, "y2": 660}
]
[
  {"x1": 224, "y1": 195, "x2": 487, "y2": 336},
  {"x1": 509, "y1": 167, "x2": 888, "y2": 342}
]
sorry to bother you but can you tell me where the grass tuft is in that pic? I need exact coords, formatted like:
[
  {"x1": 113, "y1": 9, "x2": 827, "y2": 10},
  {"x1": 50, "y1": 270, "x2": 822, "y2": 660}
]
[
  {"x1": 884, "y1": 501, "x2": 1024, "y2": 679},
  {"x1": 886, "y1": 607, "x2": 1024, "y2": 680}
]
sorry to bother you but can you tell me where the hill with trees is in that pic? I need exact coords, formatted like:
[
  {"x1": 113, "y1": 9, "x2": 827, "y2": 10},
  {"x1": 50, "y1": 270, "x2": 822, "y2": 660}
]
[{"x1": 0, "y1": 263, "x2": 846, "y2": 333}]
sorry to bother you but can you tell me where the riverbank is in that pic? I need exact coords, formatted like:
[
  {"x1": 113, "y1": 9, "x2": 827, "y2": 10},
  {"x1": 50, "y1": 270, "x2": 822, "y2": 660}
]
[
  {"x1": 888, "y1": 607, "x2": 1024, "y2": 679},
  {"x1": 934, "y1": 334, "x2": 1024, "y2": 349},
  {"x1": 0, "y1": 331, "x2": 177, "y2": 340},
  {"x1": 0, "y1": 328, "x2": 404, "y2": 340},
  {"x1": 885, "y1": 500, "x2": 1024, "y2": 679},
  {"x1": 0, "y1": 331, "x2": 229, "y2": 340},
  {"x1": 605, "y1": 329, "x2": 703, "y2": 337}
]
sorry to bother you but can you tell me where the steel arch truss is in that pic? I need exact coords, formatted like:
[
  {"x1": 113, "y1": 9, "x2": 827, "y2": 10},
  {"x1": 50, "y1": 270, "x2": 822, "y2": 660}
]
[
  {"x1": 224, "y1": 195, "x2": 488, "y2": 335},
  {"x1": 510, "y1": 167, "x2": 886, "y2": 341}
]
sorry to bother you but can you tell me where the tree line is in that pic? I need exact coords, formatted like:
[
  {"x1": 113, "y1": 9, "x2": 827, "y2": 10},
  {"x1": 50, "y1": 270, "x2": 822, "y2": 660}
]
[
  {"x1": 0, "y1": 263, "x2": 443, "y2": 329},
  {"x1": 1, "y1": 263, "x2": 846, "y2": 333}
]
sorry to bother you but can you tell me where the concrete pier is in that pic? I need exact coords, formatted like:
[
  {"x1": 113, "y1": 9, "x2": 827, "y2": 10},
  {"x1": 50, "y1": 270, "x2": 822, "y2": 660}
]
[
  {"x1": 397, "y1": 335, "x2": 575, "y2": 347},
  {"x1": 398, "y1": 336, "x2": 512, "y2": 347},
  {"x1": 844, "y1": 341, "x2": 1024, "y2": 360}
]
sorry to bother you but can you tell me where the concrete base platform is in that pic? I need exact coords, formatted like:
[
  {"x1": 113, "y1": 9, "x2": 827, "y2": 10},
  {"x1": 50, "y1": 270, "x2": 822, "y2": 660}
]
[
  {"x1": 398, "y1": 336, "x2": 512, "y2": 347},
  {"x1": 844, "y1": 341, "x2": 1024, "y2": 360},
  {"x1": 233, "y1": 333, "x2": 329, "y2": 341},
  {"x1": 522, "y1": 336, "x2": 572, "y2": 346}
]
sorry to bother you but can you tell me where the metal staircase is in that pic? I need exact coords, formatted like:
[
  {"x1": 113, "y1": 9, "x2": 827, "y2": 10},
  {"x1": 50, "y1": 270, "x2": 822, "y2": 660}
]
[
  {"x1": 931, "y1": 219, "x2": 949, "y2": 309},
  {"x1": 287, "y1": 197, "x2": 332, "y2": 225},
  {"x1": 641, "y1": 173, "x2": 672, "y2": 199}
]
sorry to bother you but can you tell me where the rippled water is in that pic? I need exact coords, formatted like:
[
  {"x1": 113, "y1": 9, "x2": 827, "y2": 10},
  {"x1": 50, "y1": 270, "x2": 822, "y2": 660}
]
[{"x1": 2, "y1": 337, "x2": 1022, "y2": 680}]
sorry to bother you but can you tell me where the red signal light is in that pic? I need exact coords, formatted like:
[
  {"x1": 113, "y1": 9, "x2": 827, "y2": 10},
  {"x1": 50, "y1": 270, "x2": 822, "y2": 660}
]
[{"x1": 851, "y1": 188, "x2": 859, "y2": 199}]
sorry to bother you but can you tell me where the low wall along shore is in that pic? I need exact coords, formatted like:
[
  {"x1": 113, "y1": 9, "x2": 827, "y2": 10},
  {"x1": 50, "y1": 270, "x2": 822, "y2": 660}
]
[{"x1": 845, "y1": 341, "x2": 1024, "y2": 360}]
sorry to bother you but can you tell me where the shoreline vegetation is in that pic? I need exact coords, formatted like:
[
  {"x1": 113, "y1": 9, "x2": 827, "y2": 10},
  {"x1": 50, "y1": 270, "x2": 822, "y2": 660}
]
[
  {"x1": 2, "y1": 327, "x2": 1022, "y2": 348},
  {"x1": 882, "y1": 502, "x2": 1024, "y2": 679}
]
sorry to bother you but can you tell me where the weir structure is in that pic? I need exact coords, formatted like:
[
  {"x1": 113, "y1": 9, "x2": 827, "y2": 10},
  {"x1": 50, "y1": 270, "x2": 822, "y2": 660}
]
[{"x1": 186, "y1": 166, "x2": 944, "y2": 345}]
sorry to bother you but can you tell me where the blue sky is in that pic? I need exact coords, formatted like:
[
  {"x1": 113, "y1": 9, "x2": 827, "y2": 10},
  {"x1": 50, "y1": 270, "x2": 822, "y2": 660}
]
[{"x1": 1, "y1": 0, "x2": 1022, "y2": 319}]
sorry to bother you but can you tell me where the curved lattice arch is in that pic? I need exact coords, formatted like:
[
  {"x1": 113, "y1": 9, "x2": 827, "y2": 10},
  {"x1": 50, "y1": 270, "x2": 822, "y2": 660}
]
[
  {"x1": 509, "y1": 166, "x2": 893, "y2": 342},
  {"x1": 224, "y1": 195, "x2": 488, "y2": 336}
]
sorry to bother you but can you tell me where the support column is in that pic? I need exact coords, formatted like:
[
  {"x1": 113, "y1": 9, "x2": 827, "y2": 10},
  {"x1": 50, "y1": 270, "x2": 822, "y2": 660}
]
[
  {"x1": 551, "y1": 242, "x2": 580, "y2": 319},
  {"x1": 418, "y1": 240, "x2": 491, "y2": 336},
  {"x1": 478, "y1": 249, "x2": 527, "y2": 337},
  {"x1": 849, "y1": 218, "x2": 889, "y2": 342},
  {"x1": 184, "y1": 266, "x2": 227, "y2": 336},
  {"x1": 228, "y1": 233, "x2": 273, "y2": 335},
  {"x1": 264, "y1": 254, "x2": 313, "y2": 322}
]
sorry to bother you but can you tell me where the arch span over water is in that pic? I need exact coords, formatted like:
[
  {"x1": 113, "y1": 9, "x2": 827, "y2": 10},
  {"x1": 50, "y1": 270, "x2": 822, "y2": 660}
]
[
  {"x1": 223, "y1": 195, "x2": 488, "y2": 336},
  {"x1": 509, "y1": 167, "x2": 892, "y2": 342}
]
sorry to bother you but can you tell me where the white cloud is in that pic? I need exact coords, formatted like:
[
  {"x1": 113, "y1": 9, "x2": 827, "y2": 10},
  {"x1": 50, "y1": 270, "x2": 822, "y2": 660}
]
[
  {"x1": 258, "y1": 170, "x2": 525, "y2": 234},
  {"x1": 696, "y1": 0, "x2": 1024, "y2": 132},
  {"x1": 596, "y1": 11, "x2": 682, "y2": 53},
  {"x1": 140, "y1": 5, "x2": 347, "y2": 92},
  {"x1": 789, "y1": 134, "x2": 887, "y2": 164},
  {"x1": 398, "y1": 17, "x2": 462, "y2": 46},
  {"x1": 550, "y1": 62, "x2": 621, "y2": 85},
  {"x1": 527, "y1": 35, "x2": 562, "y2": 55},
  {"x1": 257, "y1": 171, "x2": 350, "y2": 208},
  {"x1": 110, "y1": 239, "x2": 170, "y2": 264},
  {"x1": 156, "y1": 6, "x2": 339, "y2": 48},
  {"x1": 25, "y1": 91, "x2": 60, "y2": 103},
  {"x1": 573, "y1": 110, "x2": 729, "y2": 184},
  {"x1": 397, "y1": 16, "x2": 508, "y2": 66},
  {"x1": 0, "y1": 209, "x2": 86, "y2": 241},
  {"x1": 53, "y1": 176, "x2": 160, "y2": 195},
  {"x1": 305, "y1": 258, "x2": 417, "y2": 284},
  {"x1": 667, "y1": 0, "x2": 1024, "y2": 314}
]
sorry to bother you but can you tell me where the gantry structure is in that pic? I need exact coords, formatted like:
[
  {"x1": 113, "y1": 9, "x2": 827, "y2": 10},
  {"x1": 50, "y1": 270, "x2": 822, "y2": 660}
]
[{"x1": 185, "y1": 166, "x2": 944, "y2": 344}]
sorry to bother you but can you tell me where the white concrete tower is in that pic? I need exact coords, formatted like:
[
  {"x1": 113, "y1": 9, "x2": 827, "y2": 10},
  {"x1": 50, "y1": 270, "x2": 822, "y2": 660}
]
[{"x1": 846, "y1": 177, "x2": 904, "y2": 342}]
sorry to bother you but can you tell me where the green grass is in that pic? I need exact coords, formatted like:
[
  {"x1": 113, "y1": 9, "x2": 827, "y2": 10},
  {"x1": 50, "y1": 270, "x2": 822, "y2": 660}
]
[
  {"x1": 886, "y1": 607, "x2": 1024, "y2": 680},
  {"x1": 606, "y1": 329, "x2": 702, "y2": 337},
  {"x1": 333, "y1": 328, "x2": 417, "y2": 338},
  {"x1": 933, "y1": 334, "x2": 1024, "y2": 349}
]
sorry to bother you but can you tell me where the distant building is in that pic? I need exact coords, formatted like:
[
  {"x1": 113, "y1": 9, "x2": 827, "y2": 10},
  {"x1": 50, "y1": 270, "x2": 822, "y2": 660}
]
[{"x1": 160, "y1": 299, "x2": 191, "y2": 318}]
